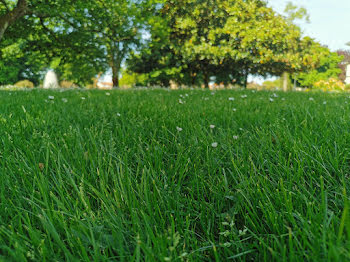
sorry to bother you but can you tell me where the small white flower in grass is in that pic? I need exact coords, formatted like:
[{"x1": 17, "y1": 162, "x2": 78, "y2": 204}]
[
  {"x1": 323, "y1": 101, "x2": 327, "y2": 105},
  {"x1": 269, "y1": 98, "x2": 274, "y2": 102},
  {"x1": 48, "y1": 95, "x2": 54, "y2": 100},
  {"x1": 241, "y1": 95, "x2": 247, "y2": 98},
  {"x1": 81, "y1": 97, "x2": 86, "y2": 100},
  {"x1": 106, "y1": 92, "x2": 110, "y2": 96},
  {"x1": 62, "y1": 98, "x2": 68, "y2": 103},
  {"x1": 176, "y1": 126, "x2": 183, "y2": 132},
  {"x1": 239, "y1": 128, "x2": 243, "y2": 131},
  {"x1": 211, "y1": 92, "x2": 215, "y2": 95},
  {"x1": 281, "y1": 98, "x2": 285, "y2": 101},
  {"x1": 185, "y1": 94, "x2": 189, "y2": 97},
  {"x1": 210, "y1": 124, "x2": 215, "y2": 129},
  {"x1": 233, "y1": 135, "x2": 239, "y2": 140},
  {"x1": 232, "y1": 108, "x2": 237, "y2": 112},
  {"x1": 204, "y1": 97, "x2": 209, "y2": 101},
  {"x1": 228, "y1": 97, "x2": 234, "y2": 101},
  {"x1": 180, "y1": 94, "x2": 184, "y2": 98},
  {"x1": 179, "y1": 99, "x2": 184, "y2": 104},
  {"x1": 117, "y1": 113, "x2": 121, "y2": 117},
  {"x1": 309, "y1": 97, "x2": 314, "y2": 101},
  {"x1": 273, "y1": 93, "x2": 278, "y2": 97},
  {"x1": 211, "y1": 142, "x2": 218, "y2": 148}
]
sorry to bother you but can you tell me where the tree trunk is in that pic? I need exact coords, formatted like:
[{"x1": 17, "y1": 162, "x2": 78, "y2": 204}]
[
  {"x1": 282, "y1": 72, "x2": 289, "y2": 91},
  {"x1": 112, "y1": 71, "x2": 119, "y2": 88},
  {"x1": 111, "y1": 60, "x2": 121, "y2": 88},
  {"x1": 0, "y1": 0, "x2": 28, "y2": 41},
  {"x1": 203, "y1": 71, "x2": 209, "y2": 89},
  {"x1": 243, "y1": 71, "x2": 248, "y2": 89}
]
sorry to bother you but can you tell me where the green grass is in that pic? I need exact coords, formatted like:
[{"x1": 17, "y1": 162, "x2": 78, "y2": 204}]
[{"x1": 0, "y1": 88, "x2": 349, "y2": 261}]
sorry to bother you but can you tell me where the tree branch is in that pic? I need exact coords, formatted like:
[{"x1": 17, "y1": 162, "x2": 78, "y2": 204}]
[{"x1": 0, "y1": 0, "x2": 29, "y2": 41}]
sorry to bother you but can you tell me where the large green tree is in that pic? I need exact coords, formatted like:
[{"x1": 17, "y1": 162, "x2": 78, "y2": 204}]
[
  {"x1": 129, "y1": 0, "x2": 319, "y2": 88},
  {"x1": 1, "y1": 0, "x2": 158, "y2": 87},
  {"x1": 295, "y1": 45, "x2": 343, "y2": 87}
]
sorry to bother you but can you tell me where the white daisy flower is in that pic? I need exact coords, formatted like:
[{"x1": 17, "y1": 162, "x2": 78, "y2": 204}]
[
  {"x1": 179, "y1": 99, "x2": 184, "y2": 104},
  {"x1": 176, "y1": 126, "x2": 183, "y2": 132},
  {"x1": 210, "y1": 125, "x2": 215, "y2": 129},
  {"x1": 309, "y1": 97, "x2": 314, "y2": 101},
  {"x1": 117, "y1": 113, "x2": 121, "y2": 117},
  {"x1": 269, "y1": 98, "x2": 274, "y2": 102},
  {"x1": 229, "y1": 97, "x2": 235, "y2": 101},
  {"x1": 106, "y1": 92, "x2": 110, "y2": 96},
  {"x1": 48, "y1": 95, "x2": 54, "y2": 100},
  {"x1": 211, "y1": 142, "x2": 218, "y2": 148},
  {"x1": 62, "y1": 98, "x2": 68, "y2": 103},
  {"x1": 81, "y1": 97, "x2": 86, "y2": 100},
  {"x1": 233, "y1": 135, "x2": 239, "y2": 140},
  {"x1": 272, "y1": 93, "x2": 278, "y2": 97},
  {"x1": 323, "y1": 101, "x2": 327, "y2": 105},
  {"x1": 232, "y1": 108, "x2": 237, "y2": 112}
]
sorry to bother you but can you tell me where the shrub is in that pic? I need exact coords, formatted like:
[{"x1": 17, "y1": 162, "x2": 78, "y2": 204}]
[
  {"x1": 313, "y1": 78, "x2": 345, "y2": 92},
  {"x1": 60, "y1": 80, "x2": 78, "y2": 88},
  {"x1": 14, "y1": 80, "x2": 34, "y2": 88}
]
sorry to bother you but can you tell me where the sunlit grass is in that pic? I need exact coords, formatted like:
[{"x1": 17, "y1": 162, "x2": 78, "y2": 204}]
[{"x1": 0, "y1": 88, "x2": 349, "y2": 261}]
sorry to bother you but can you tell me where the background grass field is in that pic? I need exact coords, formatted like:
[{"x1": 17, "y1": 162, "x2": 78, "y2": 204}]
[{"x1": 0, "y1": 89, "x2": 349, "y2": 261}]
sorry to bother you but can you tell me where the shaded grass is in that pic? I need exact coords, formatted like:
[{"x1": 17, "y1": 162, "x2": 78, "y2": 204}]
[{"x1": 0, "y1": 88, "x2": 349, "y2": 261}]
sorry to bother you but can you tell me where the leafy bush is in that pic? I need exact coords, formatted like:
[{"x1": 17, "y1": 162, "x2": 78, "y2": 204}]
[
  {"x1": 14, "y1": 80, "x2": 34, "y2": 88},
  {"x1": 60, "y1": 80, "x2": 77, "y2": 88},
  {"x1": 313, "y1": 78, "x2": 345, "y2": 92}
]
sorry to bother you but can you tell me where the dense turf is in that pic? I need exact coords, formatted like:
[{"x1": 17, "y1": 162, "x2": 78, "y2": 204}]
[{"x1": 0, "y1": 88, "x2": 349, "y2": 261}]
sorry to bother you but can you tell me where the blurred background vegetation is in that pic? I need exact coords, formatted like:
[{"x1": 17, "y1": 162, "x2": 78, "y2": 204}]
[{"x1": 0, "y1": 0, "x2": 349, "y2": 91}]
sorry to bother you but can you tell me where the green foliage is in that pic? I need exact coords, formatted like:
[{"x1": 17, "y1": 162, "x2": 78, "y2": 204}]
[
  {"x1": 296, "y1": 46, "x2": 343, "y2": 87},
  {"x1": 119, "y1": 69, "x2": 148, "y2": 87},
  {"x1": 0, "y1": 39, "x2": 46, "y2": 85},
  {"x1": 284, "y1": 1, "x2": 310, "y2": 23},
  {"x1": 129, "y1": 0, "x2": 321, "y2": 88}
]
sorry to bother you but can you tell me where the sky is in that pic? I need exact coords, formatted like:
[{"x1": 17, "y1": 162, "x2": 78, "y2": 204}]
[{"x1": 268, "y1": 0, "x2": 350, "y2": 51}]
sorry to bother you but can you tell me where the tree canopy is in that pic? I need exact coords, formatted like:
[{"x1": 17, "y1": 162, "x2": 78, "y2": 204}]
[
  {"x1": 128, "y1": 0, "x2": 326, "y2": 88},
  {"x1": 0, "y1": 0, "x2": 344, "y2": 88}
]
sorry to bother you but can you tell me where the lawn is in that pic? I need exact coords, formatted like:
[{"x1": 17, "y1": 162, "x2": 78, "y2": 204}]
[{"x1": 0, "y1": 88, "x2": 349, "y2": 261}]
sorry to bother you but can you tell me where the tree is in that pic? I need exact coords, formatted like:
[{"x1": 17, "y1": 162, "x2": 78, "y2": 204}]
[
  {"x1": 0, "y1": 38, "x2": 47, "y2": 85},
  {"x1": 47, "y1": 0, "x2": 158, "y2": 88},
  {"x1": 128, "y1": 0, "x2": 318, "y2": 88},
  {"x1": 0, "y1": 0, "x2": 28, "y2": 41},
  {"x1": 1, "y1": 0, "x2": 159, "y2": 87},
  {"x1": 295, "y1": 45, "x2": 343, "y2": 87}
]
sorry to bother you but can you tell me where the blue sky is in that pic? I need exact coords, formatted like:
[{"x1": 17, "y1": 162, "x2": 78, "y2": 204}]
[{"x1": 269, "y1": 0, "x2": 350, "y2": 51}]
